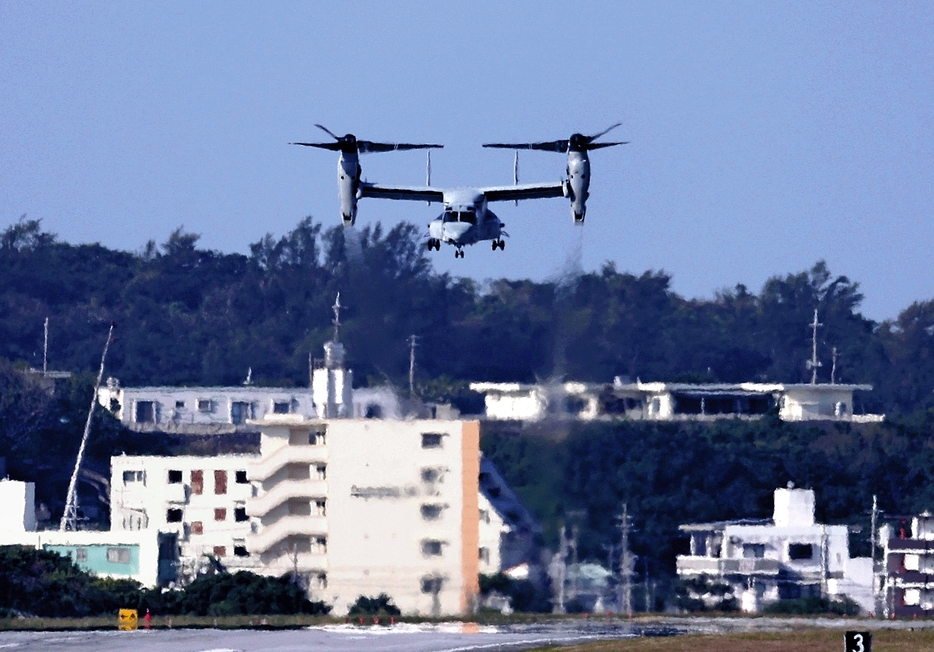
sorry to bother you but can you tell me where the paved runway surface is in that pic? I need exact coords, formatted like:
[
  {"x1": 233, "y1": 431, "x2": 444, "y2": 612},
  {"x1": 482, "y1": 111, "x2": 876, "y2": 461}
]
[{"x1": 0, "y1": 622, "x2": 641, "y2": 652}]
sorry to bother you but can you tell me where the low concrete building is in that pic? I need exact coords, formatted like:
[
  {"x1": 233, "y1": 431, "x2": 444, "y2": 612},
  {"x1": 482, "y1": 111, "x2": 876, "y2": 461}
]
[
  {"x1": 881, "y1": 512, "x2": 934, "y2": 618},
  {"x1": 472, "y1": 380, "x2": 883, "y2": 423},
  {"x1": 0, "y1": 479, "x2": 167, "y2": 587},
  {"x1": 676, "y1": 487, "x2": 874, "y2": 613}
]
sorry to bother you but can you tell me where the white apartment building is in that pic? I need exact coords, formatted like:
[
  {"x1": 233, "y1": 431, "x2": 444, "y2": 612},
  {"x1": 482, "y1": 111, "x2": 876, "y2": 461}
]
[
  {"x1": 247, "y1": 416, "x2": 482, "y2": 616},
  {"x1": 881, "y1": 512, "x2": 934, "y2": 618},
  {"x1": 472, "y1": 380, "x2": 883, "y2": 423},
  {"x1": 676, "y1": 487, "x2": 874, "y2": 613}
]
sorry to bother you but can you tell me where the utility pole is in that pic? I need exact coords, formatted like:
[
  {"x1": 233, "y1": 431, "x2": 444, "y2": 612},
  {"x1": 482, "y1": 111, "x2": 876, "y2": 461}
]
[
  {"x1": 830, "y1": 346, "x2": 838, "y2": 385},
  {"x1": 570, "y1": 523, "x2": 580, "y2": 603},
  {"x1": 407, "y1": 335, "x2": 419, "y2": 397},
  {"x1": 43, "y1": 317, "x2": 49, "y2": 375},
  {"x1": 643, "y1": 557, "x2": 650, "y2": 613},
  {"x1": 807, "y1": 308, "x2": 823, "y2": 384},
  {"x1": 553, "y1": 523, "x2": 568, "y2": 613},
  {"x1": 618, "y1": 504, "x2": 633, "y2": 618}
]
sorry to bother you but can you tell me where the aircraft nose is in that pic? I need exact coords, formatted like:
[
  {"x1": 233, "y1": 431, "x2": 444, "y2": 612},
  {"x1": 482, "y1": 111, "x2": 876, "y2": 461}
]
[{"x1": 444, "y1": 222, "x2": 472, "y2": 242}]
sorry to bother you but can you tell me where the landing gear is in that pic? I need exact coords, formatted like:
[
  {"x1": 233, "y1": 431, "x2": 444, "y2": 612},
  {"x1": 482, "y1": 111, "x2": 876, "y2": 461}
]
[
  {"x1": 454, "y1": 249, "x2": 464, "y2": 258},
  {"x1": 426, "y1": 238, "x2": 440, "y2": 251},
  {"x1": 491, "y1": 239, "x2": 505, "y2": 251}
]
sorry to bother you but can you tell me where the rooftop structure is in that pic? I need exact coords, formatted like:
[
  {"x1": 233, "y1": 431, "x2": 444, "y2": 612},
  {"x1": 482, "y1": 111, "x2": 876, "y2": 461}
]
[{"x1": 471, "y1": 379, "x2": 883, "y2": 423}]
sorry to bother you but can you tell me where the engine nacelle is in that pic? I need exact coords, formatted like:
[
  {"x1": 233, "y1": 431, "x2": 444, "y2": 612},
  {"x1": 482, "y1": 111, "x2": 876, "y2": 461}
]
[
  {"x1": 567, "y1": 150, "x2": 590, "y2": 224},
  {"x1": 338, "y1": 153, "x2": 360, "y2": 227}
]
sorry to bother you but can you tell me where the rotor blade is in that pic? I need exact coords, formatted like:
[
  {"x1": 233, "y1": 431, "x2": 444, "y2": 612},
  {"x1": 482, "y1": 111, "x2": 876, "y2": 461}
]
[
  {"x1": 586, "y1": 122, "x2": 622, "y2": 142},
  {"x1": 585, "y1": 141, "x2": 629, "y2": 150},
  {"x1": 314, "y1": 124, "x2": 341, "y2": 140},
  {"x1": 482, "y1": 140, "x2": 569, "y2": 152},
  {"x1": 357, "y1": 141, "x2": 443, "y2": 153},
  {"x1": 290, "y1": 141, "x2": 345, "y2": 151}
]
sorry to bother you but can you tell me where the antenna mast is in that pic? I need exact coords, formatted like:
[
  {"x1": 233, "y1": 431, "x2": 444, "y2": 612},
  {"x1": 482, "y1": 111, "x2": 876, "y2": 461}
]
[
  {"x1": 408, "y1": 334, "x2": 419, "y2": 397},
  {"x1": 61, "y1": 322, "x2": 115, "y2": 531},
  {"x1": 806, "y1": 309, "x2": 823, "y2": 384},
  {"x1": 332, "y1": 292, "x2": 342, "y2": 342}
]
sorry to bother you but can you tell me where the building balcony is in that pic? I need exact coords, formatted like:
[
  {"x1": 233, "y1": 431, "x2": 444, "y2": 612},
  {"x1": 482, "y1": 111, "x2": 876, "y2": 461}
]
[
  {"x1": 259, "y1": 551, "x2": 328, "y2": 576},
  {"x1": 247, "y1": 479, "x2": 328, "y2": 517},
  {"x1": 247, "y1": 515, "x2": 328, "y2": 554},
  {"x1": 248, "y1": 446, "x2": 329, "y2": 482},
  {"x1": 888, "y1": 538, "x2": 934, "y2": 552},
  {"x1": 892, "y1": 571, "x2": 934, "y2": 586},
  {"x1": 677, "y1": 556, "x2": 781, "y2": 577}
]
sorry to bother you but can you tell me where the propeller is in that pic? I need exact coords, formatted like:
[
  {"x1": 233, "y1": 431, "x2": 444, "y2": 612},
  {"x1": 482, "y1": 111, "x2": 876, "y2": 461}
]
[
  {"x1": 291, "y1": 124, "x2": 443, "y2": 154},
  {"x1": 483, "y1": 123, "x2": 628, "y2": 153}
]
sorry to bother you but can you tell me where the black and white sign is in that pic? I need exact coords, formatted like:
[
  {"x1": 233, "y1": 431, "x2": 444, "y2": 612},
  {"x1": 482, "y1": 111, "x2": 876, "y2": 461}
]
[{"x1": 844, "y1": 630, "x2": 871, "y2": 652}]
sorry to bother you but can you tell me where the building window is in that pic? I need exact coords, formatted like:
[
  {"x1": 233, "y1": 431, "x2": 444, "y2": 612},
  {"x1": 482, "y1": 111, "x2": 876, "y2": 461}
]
[
  {"x1": 421, "y1": 433, "x2": 443, "y2": 449},
  {"x1": 788, "y1": 543, "x2": 814, "y2": 560},
  {"x1": 421, "y1": 540, "x2": 444, "y2": 557},
  {"x1": 167, "y1": 469, "x2": 183, "y2": 484},
  {"x1": 315, "y1": 465, "x2": 327, "y2": 480},
  {"x1": 175, "y1": 400, "x2": 185, "y2": 409},
  {"x1": 234, "y1": 506, "x2": 248, "y2": 522},
  {"x1": 314, "y1": 500, "x2": 327, "y2": 516},
  {"x1": 309, "y1": 430, "x2": 327, "y2": 446},
  {"x1": 123, "y1": 470, "x2": 145, "y2": 485},
  {"x1": 421, "y1": 576, "x2": 443, "y2": 594},
  {"x1": 191, "y1": 470, "x2": 203, "y2": 494},
  {"x1": 213, "y1": 546, "x2": 226, "y2": 558},
  {"x1": 743, "y1": 544, "x2": 765, "y2": 559},
  {"x1": 272, "y1": 400, "x2": 291, "y2": 414},
  {"x1": 314, "y1": 574, "x2": 327, "y2": 590},
  {"x1": 479, "y1": 547, "x2": 490, "y2": 564},
  {"x1": 215, "y1": 470, "x2": 227, "y2": 495},
  {"x1": 135, "y1": 401, "x2": 155, "y2": 423},
  {"x1": 421, "y1": 504, "x2": 444, "y2": 521},
  {"x1": 166, "y1": 508, "x2": 183, "y2": 523},
  {"x1": 215, "y1": 508, "x2": 227, "y2": 522},
  {"x1": 421, "y1": 467, "x2": 442, "y2": 483},
  {"x1": 234, "y1": 543, "x2": 249, "y2": 557},
  {"x1": 230, "y1": 401, "x2": 252, "y2": 424},
  {"x1": 191, "y1": 521, "x2": 203, "y2": 535},
  {"x1": 235, "y1": 470, "x2": 248, "y2": 484},
  {"x1": 75, "y1": 547, "x2": 87, "y2": 562},
  {"x1": 311, "y1": 537, "x2": 327, "y2": 554},
  {"x1": 106, "y1": 547, "x2": 131, "y2": 564},
  {"x1": 479, "y1": 509, "x2": 490, "y2": 524},
  {"x1": 197, "y1": 398, "x2": 213, "y2": 413}
]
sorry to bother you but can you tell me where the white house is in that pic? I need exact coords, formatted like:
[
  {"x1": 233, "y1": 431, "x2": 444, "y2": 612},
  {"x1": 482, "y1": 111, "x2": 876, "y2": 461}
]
[{"x1": 676, "y1": 486, "x2": 874, "y2": 613}]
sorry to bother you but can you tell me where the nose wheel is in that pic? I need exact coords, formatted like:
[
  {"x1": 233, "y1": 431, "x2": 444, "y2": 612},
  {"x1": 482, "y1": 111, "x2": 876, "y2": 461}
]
[
  {"x1": 426, "y1": 238, "x2": 440, "y2": 251},
  {"x1": 491, "y1": 239, "x2": 505, "y2": 251}
]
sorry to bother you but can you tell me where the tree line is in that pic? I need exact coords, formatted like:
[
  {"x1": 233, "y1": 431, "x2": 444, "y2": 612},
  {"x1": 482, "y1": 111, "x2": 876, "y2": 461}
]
[{"x1": 1, "y1": 216, "x2": 933, "y2": 416}]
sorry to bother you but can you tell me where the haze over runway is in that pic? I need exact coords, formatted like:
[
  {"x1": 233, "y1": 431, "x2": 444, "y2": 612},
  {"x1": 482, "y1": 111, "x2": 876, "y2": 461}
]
[{"x1": 1, "y1": 2, "x2": 931, "y2": 321}]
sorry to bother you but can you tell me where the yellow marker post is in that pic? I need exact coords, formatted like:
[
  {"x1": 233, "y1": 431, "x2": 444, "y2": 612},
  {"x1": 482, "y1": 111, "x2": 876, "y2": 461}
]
[{"x1": 118, "y1": 608, "x2": 138, "y2": 631}]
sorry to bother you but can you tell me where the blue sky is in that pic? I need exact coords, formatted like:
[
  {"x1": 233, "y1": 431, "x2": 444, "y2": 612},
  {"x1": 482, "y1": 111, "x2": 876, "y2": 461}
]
[{"x1": 1, "y1": 2, "x2": 931, "y2": 321}]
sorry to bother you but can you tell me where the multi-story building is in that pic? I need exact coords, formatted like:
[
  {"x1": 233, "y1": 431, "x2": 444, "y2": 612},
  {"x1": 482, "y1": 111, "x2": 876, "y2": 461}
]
[
  {"x1": 110, "y1": 455, "x2": 257, "y2": 583},
  {"x1": 881, "y1": 512, "x2": 934, "y2": 617},
  {"x1": 676, "y1": 486, "x2": 874, "y2": 613},
  {"x1": 246, "y1": 415, "x2": 481, "y2": 616},
  {"x1": 472, "y1": 379, "x2": 883, "y2": 423}
]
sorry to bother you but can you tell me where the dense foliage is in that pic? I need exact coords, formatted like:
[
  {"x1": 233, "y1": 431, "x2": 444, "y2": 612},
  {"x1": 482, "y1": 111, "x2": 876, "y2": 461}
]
[
  {"x1": 0, "y1": 547, "x2": 328, "y2": 617},
  {"x1": 347, "y1": 593, "x2": 400, "y2": 616},
  {"x1": 2, "y1": 217, "x2": 933, "y2": 416},
  {"x1": 481, "y1": 414, "x2": 934, "y2": 585}
]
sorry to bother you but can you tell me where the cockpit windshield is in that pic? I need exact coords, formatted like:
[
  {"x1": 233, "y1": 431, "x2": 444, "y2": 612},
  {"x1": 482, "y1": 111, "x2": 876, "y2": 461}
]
[{"x1": 442, "y1": 211, "x2": 477, "y2": 224}]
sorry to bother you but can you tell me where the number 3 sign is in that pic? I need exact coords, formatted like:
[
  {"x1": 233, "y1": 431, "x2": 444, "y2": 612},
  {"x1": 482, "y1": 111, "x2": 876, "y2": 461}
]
[{"x1": 845, "y1": 631, "x2": 871, "y2": 652}]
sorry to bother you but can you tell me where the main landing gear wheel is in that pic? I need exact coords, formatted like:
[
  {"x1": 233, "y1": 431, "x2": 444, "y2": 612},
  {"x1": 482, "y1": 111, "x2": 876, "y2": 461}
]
[
  {"x1": 491, "y1": 239, "x2": 505, "y2": 251},
  {"x1": 455, "y1": 250, "x2": 464, "y2": 258}
]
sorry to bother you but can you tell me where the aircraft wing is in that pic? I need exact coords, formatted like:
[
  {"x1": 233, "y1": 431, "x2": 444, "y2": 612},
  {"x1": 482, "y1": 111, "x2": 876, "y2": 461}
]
[
  {"x1": 360, "y1": 182, "x2": 444, "y2": 203},
  {"x1": 482, "y1": 182, "x2": 566, "y2": 203}
]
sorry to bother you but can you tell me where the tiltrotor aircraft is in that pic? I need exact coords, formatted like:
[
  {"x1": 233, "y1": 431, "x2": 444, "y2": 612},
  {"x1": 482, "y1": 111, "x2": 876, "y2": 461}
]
[{"x1": 292, "y1": 124, "x2": 626, "y2": 257}]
